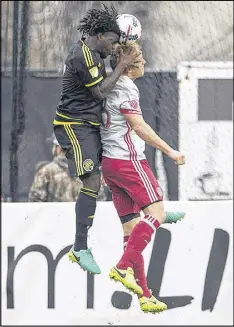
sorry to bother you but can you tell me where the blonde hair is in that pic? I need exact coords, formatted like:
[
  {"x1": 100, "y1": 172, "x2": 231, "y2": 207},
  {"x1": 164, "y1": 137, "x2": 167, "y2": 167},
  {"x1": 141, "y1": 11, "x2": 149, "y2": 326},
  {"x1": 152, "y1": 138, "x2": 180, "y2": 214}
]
[
  {"x1": 110, "y1": 42, "x2": 141, "y2": 70},
  {"x1": 121, "y1": 42, "x2": 141, "y2": 53}
]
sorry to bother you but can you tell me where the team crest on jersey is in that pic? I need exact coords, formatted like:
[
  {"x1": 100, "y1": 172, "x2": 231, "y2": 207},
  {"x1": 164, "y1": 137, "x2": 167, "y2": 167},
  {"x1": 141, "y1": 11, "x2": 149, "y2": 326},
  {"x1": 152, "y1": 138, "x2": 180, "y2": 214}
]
[
  {"x1": 129, "y1": 100, "x2": 138, "y2": 110},
  {"x1": 83, "y1": 159, "x2": 94, "y2": 172},
  {"x1": 89, "y1": 66, "x2": 99, "y2": 78}
]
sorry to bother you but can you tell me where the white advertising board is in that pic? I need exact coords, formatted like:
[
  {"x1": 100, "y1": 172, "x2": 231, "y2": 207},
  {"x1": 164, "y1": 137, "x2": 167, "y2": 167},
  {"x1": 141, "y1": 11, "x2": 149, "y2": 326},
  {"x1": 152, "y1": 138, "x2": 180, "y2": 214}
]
[{"x1": 1, "y1": 201, "x2": 233, "y2": 325}]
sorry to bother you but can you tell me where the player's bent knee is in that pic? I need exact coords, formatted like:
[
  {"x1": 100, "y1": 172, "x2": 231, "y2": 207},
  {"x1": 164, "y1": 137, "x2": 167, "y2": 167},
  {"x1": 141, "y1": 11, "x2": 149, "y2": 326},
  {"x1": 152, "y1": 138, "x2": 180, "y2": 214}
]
[
  {"x1": 121, "y1": 214, "x2": 141, "y2": 236},
  {"x1": 143, "y1": 201, "x2": 166, "y2": 224}
]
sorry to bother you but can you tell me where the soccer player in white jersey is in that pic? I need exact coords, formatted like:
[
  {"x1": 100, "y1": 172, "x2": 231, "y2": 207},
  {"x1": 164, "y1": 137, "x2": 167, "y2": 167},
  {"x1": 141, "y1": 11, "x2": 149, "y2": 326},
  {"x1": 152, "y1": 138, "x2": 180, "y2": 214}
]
[{"x1": 100, "y1": 43, "x2": 185, "y2": 313}]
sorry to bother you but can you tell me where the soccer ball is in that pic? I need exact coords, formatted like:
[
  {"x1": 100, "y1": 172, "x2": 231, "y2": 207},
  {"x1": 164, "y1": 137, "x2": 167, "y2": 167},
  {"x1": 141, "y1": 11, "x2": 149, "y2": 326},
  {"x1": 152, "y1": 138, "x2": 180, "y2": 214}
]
[{"x1": 117, "y1": 14, "x2": 142, "y2": 45}]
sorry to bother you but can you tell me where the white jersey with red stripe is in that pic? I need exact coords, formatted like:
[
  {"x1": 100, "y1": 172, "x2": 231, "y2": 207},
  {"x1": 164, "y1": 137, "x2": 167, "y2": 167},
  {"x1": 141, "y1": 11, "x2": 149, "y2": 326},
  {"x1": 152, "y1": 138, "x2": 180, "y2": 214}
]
[{"x1": 100, "y1": 75, "x2": 145, "y2": 160}]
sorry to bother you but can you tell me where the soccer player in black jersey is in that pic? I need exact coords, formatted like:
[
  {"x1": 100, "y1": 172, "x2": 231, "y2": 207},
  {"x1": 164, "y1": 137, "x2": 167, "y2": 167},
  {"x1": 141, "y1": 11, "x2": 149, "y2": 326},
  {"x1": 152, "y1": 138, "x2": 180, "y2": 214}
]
[{"x1": 53, "y1": 4, "x2": 141, "y2": 274}]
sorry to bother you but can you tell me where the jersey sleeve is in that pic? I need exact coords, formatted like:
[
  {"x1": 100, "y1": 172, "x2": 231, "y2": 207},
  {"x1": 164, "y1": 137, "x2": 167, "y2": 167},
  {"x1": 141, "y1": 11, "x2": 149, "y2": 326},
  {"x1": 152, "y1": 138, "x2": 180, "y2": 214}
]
[
  {"x1": 119, "y1": 86, "x2": 142, "y2": 115},
  {"x1": 71, "y1": 43, "x2": 104, "y2": 88}
]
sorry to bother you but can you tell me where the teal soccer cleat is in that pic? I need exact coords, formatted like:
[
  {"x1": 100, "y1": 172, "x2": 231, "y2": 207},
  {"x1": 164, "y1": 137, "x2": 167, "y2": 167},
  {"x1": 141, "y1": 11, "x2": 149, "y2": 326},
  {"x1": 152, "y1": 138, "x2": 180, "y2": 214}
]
[
  {"x1": 164, "y1": 211, "x2": 186, "y2": 224},
  {"x1": 68, "y1": 247, "x2": 101, "y2": 274}
]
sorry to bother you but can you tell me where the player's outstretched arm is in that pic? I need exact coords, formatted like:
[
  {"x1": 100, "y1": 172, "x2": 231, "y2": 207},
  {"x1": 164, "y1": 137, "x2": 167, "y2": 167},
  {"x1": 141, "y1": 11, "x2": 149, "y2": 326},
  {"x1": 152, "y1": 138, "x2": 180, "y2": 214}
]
[{"x1": 124, "y1": 113, "x2": 185, "y2": 165}]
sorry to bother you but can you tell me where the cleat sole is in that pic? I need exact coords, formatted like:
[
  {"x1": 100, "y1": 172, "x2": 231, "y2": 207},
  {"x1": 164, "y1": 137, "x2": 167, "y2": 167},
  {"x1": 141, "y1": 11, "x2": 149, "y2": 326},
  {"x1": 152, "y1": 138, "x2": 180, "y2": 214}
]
[
  {"x1": 164, "y1": 212, "x2": 186, "y2": 224},
  {"x1": 141, "y1": 305, "x2": 167, "y2": 314}
]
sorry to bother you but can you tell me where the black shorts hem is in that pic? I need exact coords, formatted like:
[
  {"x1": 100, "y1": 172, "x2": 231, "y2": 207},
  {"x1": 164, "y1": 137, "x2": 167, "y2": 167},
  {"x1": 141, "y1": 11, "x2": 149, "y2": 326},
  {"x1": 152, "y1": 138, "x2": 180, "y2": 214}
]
[
  {"x1": 141, "y1": 200, "x2": 163, "y2": 211},
  {"x1": 119, "y1": 212, "x2": 141, "y2": 224}
]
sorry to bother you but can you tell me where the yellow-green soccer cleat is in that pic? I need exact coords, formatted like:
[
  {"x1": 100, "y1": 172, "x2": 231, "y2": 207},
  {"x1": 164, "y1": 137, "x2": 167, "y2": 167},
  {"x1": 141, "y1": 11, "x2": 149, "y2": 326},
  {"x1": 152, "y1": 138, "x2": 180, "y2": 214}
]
[
  {"x1": 164, "y1": 211, "x2": 186, "y2": 224},
  {"x1": 139, "y1": 295, "x2": 168, "y2": 313},
  {"x1": 68, "y1": 247, "x2": 101, "y2": 274},
  {"x1": 109, "y1": 266, "x2": 143, "y2": 296}
]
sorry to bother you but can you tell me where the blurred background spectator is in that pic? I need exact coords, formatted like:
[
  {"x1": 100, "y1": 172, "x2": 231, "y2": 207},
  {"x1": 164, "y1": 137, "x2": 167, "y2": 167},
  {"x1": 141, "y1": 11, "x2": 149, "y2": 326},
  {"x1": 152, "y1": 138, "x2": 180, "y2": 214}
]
[
  {"x1": 28, "y1": 133, "x2": 112, "y2": 202},
  {"x1": 28, "y1": 133, "x2": 82, "y2": 202}
]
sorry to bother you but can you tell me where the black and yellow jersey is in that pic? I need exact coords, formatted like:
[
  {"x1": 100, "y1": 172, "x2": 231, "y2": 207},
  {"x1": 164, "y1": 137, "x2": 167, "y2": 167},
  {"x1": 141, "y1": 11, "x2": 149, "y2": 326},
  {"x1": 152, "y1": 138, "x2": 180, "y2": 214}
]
[{"x1": 54, "y1": 39, "x2": 106, "y2": 126}]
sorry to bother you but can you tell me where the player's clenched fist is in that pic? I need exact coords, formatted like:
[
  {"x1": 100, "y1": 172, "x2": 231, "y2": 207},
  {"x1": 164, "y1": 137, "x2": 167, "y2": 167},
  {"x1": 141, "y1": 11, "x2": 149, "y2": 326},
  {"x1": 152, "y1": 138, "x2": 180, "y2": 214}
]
[{"x1": 168, "y1": 150, "x2": 185, "y2": 165}]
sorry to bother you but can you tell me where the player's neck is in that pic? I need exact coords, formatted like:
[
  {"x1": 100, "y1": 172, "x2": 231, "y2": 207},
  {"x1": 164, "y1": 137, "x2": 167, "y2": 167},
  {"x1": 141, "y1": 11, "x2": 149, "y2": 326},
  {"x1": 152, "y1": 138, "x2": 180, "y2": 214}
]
[{"x1": 123, "y1": 72, "x2": 136, "y2": 81}]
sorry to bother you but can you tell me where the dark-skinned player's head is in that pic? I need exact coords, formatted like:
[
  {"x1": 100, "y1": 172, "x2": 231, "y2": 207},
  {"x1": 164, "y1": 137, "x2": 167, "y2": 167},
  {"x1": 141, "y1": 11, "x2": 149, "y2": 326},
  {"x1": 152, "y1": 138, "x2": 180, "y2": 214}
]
[{"x1": 77, "y1": 3, "x2": 121, "y2": 59}]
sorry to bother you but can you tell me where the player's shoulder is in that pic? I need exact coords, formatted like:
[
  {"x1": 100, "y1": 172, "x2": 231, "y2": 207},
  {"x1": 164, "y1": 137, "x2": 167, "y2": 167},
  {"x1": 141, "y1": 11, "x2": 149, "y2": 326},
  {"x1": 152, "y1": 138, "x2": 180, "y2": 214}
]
[
  {"x1": 66, "y1": 39, "x2": 102, "y2": 70},
  {"x1": 118, "y1": 76, "x2": 138, "y2": 88},
  {"x1": 117, "y1": 76, "x2": 139, "y2": 96},
  {"x1": 67, "y1": 40, "x2": 83, "y2": 60}
]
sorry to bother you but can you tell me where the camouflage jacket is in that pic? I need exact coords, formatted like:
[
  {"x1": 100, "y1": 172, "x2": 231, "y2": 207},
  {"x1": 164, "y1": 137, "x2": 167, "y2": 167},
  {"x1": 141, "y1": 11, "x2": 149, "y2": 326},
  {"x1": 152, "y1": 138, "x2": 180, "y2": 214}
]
[{"x1": 28, "y1": 154, "x2": 82, "y2": 202}]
